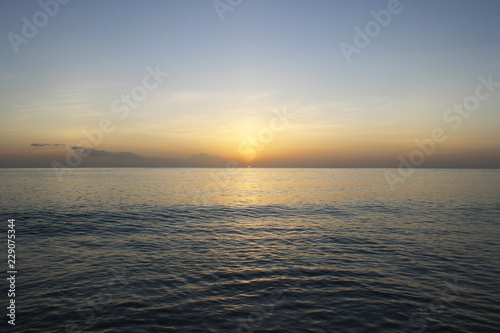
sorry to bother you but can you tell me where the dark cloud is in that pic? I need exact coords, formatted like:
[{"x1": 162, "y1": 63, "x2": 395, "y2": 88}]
[
  {"x1": 112, "y1": 152, "x2": 141, "y2": 159},
  {"x1": 71, "y1": 149, "x2": 227, "y2": 167},
  {"x1": 31, "y1": 143, "x2": 66, "y2": 147},
  {"x1": 84, "y1": 149, "x2": 111, "y2": 157},
  {"x1": 72, "y1": 148, "x2": 140, "y2": 159}
]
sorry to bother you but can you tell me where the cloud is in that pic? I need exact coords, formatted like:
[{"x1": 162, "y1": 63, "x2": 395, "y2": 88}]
[
  {"x1": 65, "y1": 148, "x2": 227, "y2": 167},
  {"x1": 88, "y1": 149, "x2": 140, "y2": 159},
  {"x1": 70, "y1": 147, "x2": 140, "y2": 159},
  {"x1": 23, "y1": 146, "x2": 229, "y2": 167},
  {"x1": 31, "y1": 143, "x2": 66, "y2": 147}
]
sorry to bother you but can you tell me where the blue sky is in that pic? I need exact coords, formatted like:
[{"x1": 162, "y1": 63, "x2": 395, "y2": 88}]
[{"x1": 1, "y1": 0, "x2": 499, "y2": 167}]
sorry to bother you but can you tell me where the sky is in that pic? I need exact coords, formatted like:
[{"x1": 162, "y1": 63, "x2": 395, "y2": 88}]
[{"x1": 0, "y1": 0, "x2": 499, "y2": 168}]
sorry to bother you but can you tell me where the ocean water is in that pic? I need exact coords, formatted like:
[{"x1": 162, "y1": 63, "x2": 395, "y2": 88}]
[{"x1": 1, "y1": 168, "x2": 500, "y2": 332}]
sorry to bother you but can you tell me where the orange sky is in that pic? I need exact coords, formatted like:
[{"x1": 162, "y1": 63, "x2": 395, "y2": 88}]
[{"x1": 1, "y1": 1, "x2": 500, "y2": 168}]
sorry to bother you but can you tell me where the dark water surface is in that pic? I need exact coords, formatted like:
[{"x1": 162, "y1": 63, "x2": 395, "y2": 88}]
[{"x1": 1, "y1": 168, "x2": 499, "y2": 332}]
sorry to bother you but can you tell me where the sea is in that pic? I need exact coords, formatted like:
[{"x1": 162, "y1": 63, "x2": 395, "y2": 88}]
[{"x1": 1, "y1": 168, "x2": 499, "y2": 332}]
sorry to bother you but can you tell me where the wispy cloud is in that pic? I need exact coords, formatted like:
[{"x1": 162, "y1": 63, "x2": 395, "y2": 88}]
[{"x1": 31, "y1": 143, "x2": 66, "y2": 147}]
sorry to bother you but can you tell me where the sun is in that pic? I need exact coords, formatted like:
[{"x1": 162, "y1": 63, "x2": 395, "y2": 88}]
[{"x1": 247, "y1": 165, "x2": 251, "y2": 168}]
